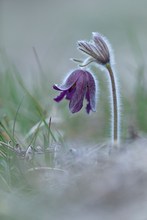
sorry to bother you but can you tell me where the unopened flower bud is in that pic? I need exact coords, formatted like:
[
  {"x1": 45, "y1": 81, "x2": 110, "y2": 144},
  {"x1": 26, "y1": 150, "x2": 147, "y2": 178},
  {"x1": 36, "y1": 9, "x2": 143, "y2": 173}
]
[{"x1": 78, "y1": 32, "x2": 110, "y2": 66}]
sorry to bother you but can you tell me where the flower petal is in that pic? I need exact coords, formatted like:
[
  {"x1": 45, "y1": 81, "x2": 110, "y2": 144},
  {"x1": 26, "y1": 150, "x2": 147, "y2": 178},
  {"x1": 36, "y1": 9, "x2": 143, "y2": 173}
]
[
  {"x1": 92, "y1": 32, "x2": 110, "y2": 64},
  {"x1": 65, "y1": 87, "x2": 76, "y2": 100},
  {"x1": 86, "y1": 103, "x2": 91, "y2": 114},
  {"x1": 53, "y1": 70, "x2": 83, "y2": 91},
  {"x1": 53, "y1": 84, "x2": 63, "y2": 91},
  {"x1": 54, "y1": 91, "x2": 66, "y2": 102},
  {"x1": 69, "y1": 73, "x2": 86, "y2": 113},
  {"x1": 85, "y1": 71, "x2": 97, "y2": 112}
]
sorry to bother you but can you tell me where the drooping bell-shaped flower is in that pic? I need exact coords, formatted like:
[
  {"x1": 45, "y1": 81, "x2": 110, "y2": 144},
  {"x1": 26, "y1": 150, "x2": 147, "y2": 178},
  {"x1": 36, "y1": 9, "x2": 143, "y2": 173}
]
[{"x1": 53, "y1": 69, "x2": 97, "y2": 114}]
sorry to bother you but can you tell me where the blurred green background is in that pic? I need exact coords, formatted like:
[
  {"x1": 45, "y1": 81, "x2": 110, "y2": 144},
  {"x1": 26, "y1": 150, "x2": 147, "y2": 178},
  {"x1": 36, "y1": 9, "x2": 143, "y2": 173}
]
[{"x1": 0, "y1": 0, "x2": 147, "y2": 142}]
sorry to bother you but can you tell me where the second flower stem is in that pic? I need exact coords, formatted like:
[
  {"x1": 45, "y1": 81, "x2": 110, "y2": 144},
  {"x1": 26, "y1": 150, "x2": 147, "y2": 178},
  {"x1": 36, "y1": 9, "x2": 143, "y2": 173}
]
[{"x1": 106, "y1": 63, "x2": 119, "y2": 146}]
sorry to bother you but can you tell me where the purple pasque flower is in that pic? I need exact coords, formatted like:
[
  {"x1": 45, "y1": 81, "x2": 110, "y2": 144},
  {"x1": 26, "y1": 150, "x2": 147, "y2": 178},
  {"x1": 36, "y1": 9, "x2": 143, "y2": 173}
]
[{"x1": 53, "y1": 69, "x2": 97, "y2": 114}]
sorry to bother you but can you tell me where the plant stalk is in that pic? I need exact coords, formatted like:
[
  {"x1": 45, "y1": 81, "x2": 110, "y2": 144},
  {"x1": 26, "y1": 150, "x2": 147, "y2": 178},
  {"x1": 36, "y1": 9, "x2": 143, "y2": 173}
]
[{"x1": 106, "y1": 63, "x2": 119, "y2": 146}]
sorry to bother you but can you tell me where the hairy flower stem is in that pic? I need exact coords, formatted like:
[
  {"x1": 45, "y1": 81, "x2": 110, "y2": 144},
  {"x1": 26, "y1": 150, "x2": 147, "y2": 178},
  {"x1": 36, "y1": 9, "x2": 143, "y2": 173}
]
[{"x1": 106, "y1": 63, "x2": 119, "y2": 146}]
